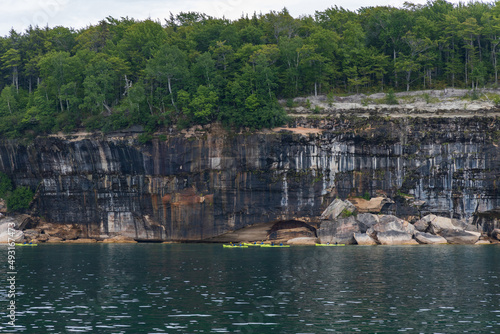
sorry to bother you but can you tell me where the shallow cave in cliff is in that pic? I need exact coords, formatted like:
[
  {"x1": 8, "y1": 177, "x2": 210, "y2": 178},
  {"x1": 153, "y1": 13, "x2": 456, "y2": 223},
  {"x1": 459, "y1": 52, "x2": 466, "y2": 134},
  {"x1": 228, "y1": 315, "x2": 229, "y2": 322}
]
[{"x1": 267, "y1": 220, "x2": 317, "y2": 240}]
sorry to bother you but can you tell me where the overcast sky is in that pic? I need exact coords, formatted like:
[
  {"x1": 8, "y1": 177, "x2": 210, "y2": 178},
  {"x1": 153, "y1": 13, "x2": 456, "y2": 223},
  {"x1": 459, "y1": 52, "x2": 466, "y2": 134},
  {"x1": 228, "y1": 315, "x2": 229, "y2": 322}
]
[{"x1": 1, "y1": 0, "x2": 467, "y2": 36}]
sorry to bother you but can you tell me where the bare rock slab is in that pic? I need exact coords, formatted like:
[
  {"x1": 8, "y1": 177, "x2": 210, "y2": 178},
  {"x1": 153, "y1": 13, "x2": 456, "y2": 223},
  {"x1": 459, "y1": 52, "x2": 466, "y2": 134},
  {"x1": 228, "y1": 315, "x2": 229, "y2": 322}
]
[
  {"x1": 286, "y1": 237, "x2": 318, "y2": 245},
  {"x1": 349, "y1": 197, "x2": 394, "y2": 214},
  {"x1": 415, "y1": 232, "x2": 447, "y2": 244},
  {"x1": 102, "y1": 235, "x2": 137, "y2": 243},
  {"x1": 491, "y1": 229, "x2": 500, "y2": 241},
  {"x1": 440, "y1": 229, "x2": 480, "y2": 244},
  {"x1": 321, "y1": 199, "x2": 356, "y2": 220},
  {"x1": 0, "y1": 218, "x2": 24, "y2": 243},
  {"x1": 317, "y1": 216, "x2": 359, "y2": 244},
  {"x1": 414, "y1": 214, "x2": 436, "y2": 232},
  {"x1": 354, "y1": 233, "x2": 377, "y2": 245},
  {"x1": 429, "y1": 216, "x2": 457, "y2": 235},
  {"x1": 377, "y1": 230, "x2": 418, "y2": 245}
]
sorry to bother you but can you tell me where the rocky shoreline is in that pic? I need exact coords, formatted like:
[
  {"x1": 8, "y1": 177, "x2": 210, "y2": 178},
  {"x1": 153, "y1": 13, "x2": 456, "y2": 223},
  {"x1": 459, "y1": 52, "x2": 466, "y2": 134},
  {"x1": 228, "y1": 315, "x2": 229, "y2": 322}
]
[
  {"x1": 311, "y1": 198, "x2": 497, "y2": 246},
  {"x1": 1, "y1": 196, "x2": 499, "y2": 245}
]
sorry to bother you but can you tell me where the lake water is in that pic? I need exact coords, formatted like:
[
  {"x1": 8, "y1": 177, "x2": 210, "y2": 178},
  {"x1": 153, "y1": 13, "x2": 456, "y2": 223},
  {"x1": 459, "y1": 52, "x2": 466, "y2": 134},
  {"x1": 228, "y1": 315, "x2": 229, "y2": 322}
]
[{"x1": 1, "y1": 244, "x2": 500, "y2": 333}]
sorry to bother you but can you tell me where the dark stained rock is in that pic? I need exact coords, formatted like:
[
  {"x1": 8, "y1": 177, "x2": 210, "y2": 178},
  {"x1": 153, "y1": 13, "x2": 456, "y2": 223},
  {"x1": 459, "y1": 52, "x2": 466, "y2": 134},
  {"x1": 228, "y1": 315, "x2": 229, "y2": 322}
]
[
  {"x1": 440, "y1": 229, "x2": 480, "y2": 244},
  {"x1": 492, "y1": 229, "x2": 500, "y2": 241},
  {"x1": 451, "y1": 218, "x2": 480, "y2": 233},
  {"x1": 317, "y1": 216, "x2": 359, "y2": 245},
  {"x1": 367, "y1": 215, "x2": 405, "y2": 235},
  {"x1": 414, "y1": 214, "x2": 436, "y2": 232},
  {"x1": 356, "y1": 213, "x2": 379, "y2": 233}
]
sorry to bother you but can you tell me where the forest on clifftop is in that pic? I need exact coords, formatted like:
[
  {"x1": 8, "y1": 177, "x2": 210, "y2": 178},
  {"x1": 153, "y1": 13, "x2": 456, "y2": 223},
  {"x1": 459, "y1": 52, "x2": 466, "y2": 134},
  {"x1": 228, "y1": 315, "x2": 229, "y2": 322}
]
[{"x1": 1, "y1": 0, "x2": 500, "y2": 138}]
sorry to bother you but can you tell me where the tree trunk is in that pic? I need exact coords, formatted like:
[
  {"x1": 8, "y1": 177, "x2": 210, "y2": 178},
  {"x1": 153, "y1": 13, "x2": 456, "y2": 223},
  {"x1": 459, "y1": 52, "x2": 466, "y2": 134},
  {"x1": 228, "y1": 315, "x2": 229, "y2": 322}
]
[
  {"x1": 394, "y1": 48, "x2": 398, "y2": 87},
  {"x1": 465, "y1": 50, "x2": 468, "y2": 86},
  {"x1": 167, "y1": 77, "x2": 177, "y2": 111},
  {"x1": 406, "y1": 70, "x2": 411, "y2": 92},
  {"x1": 103, "y1": 102, "x2": 112, "y2": 114}
]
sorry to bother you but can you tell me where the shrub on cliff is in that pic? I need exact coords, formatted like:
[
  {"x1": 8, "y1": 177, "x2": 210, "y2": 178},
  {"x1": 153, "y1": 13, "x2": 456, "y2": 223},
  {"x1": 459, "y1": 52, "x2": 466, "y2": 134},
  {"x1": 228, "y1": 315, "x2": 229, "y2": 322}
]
[
  {"x1": 385, "y1": 89, "x2": 399, "y2": 105},
  {"x1": 7, "y1": 186, "x2": 34, "y2": 212},
  {"x1": 0, "y1": 172, "x2": 12, "y2": 198}
]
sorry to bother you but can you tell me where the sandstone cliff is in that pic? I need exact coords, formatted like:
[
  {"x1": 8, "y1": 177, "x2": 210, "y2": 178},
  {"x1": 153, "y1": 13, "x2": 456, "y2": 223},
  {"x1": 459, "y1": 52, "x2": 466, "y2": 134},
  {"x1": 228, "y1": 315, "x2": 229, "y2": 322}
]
[{"x1": 1, "y1": 115, "x2": 500, "y2": 241}]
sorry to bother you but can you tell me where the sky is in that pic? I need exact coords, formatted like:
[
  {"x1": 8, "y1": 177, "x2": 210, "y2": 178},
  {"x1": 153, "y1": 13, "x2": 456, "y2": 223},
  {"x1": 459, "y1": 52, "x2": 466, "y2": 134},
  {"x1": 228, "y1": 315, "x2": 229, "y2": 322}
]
[{"x1": 1, "y1": 0, "x2": 468, "y2": 36}]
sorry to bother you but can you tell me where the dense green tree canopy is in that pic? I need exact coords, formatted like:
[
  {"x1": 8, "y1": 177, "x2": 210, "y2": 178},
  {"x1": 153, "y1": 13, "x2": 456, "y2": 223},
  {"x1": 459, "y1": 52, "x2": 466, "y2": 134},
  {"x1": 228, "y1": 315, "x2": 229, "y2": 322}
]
[{"x1": 1, "y1": 1, "x2": 500, "y2": 138}]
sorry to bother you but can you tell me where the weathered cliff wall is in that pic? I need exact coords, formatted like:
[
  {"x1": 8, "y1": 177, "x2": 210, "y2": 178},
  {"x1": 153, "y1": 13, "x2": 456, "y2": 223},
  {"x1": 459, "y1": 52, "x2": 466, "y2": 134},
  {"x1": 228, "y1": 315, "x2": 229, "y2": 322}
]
[{"x1": 1, "y1": 116, "x2": 500, "y2": 240}]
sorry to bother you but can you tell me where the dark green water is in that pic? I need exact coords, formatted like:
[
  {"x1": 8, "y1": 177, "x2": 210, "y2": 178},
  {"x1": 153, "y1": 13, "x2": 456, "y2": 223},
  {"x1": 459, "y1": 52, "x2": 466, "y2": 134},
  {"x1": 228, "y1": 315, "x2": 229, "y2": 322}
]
[{"x1": 1, "y1": 244, "x2": 500, "y2": 333}]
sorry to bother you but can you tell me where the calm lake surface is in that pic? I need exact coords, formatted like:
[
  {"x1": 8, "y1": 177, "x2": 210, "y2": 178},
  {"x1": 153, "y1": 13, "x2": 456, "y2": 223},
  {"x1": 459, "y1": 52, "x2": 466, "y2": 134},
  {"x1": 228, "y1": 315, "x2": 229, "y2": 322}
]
[{"x1": 1, "y1": 244, "x2": 500, "y2": 333}]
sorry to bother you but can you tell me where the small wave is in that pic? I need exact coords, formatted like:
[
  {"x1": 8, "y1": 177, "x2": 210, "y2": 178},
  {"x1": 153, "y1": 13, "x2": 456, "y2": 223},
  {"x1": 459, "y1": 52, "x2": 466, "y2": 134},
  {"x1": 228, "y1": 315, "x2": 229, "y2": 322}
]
[
  {"x1": 232, "y1": 322, "x2": 278, "y2": 325},
  {"x1": 168, "y1": 314, "x2": 212, "y2": 317}
]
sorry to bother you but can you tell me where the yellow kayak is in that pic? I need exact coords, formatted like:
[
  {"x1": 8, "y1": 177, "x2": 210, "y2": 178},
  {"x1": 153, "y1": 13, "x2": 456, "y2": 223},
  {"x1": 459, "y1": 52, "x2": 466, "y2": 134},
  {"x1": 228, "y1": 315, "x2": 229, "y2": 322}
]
[
  {"x1": 260, "y1": 244, "x2": 290, "y2": 248},
  {"x1": 15, "y1": 243, "x2": 38, "y2": 246},
  {"x1": 243, "y1": 242, "x2": 264, "y2": 246},
  {"x1": 223, "y1": 244, "x2": 248, "y2": 248}
]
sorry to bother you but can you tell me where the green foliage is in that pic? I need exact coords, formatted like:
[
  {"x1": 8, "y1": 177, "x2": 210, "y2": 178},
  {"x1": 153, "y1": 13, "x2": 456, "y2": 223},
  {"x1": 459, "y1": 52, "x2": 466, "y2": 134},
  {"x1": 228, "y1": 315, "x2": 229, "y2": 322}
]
[
  {"x1": 326, "y1": 92, "x2": 335, "y2": 106},
  {"x1": 6, "y1": 186, "x2": 34, "y2": 212},
  {"x1": 189, "y1": 85, "x2": 218, "y2": 124},
  {"x1": 0, "y1": 172, "x2": 12, "y2": 198},
  {"x1": 396, "y1": 189, "x2": 413, "y2": 198},
  {"x1": 423, "y1": 93, "x2": 431, "y2": 104},
  {"x1": 340, "y1": 208, "x2": 356, "y2": 218},
  {"x1": 471, "y1": 89, "x2": 480, "y2": 101},
  {"x1": 385, "y1": 89, "x2": 399, "y2": 105},
  {"x1": 137, "y1": 133, "x2": 153, "y2": 144},
  {"x1": 492, "y1": 95, "x2": 500, "y2": 106},
  {"x1": 361, "y1": 97, "x2": 372, "y2": 106},
  {"x1": 2, "y1": 4, "x2": 500, "y2": 137},
  {"x1": 306, "y1": 99, "x2": 312, "y2": 109},
  {"x1": 361, "y1": 191, "x2": 371, "y2": 201}
]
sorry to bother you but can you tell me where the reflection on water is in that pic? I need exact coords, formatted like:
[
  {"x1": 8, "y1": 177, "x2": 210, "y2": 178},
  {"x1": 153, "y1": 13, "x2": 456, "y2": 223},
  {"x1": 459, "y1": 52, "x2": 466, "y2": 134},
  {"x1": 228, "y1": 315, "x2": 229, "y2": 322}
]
[{"x1": 1, "y1": 244, "x2": 500, "y2": 333}]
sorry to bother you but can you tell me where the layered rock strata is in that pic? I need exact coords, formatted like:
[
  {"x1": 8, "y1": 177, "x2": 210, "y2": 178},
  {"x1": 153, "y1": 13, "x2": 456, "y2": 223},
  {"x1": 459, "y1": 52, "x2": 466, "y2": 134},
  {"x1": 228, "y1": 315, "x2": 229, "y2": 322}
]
[{"x1": 1, "y1": 116, "x2": 500, "y2": 241}]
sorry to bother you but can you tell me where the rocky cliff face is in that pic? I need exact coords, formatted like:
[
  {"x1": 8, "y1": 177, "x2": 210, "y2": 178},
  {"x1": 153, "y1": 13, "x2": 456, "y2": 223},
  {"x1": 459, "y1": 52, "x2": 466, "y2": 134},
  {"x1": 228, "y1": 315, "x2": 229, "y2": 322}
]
[{"x1": 1, "y1": 116, "x2": 500, "y2": 241}]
